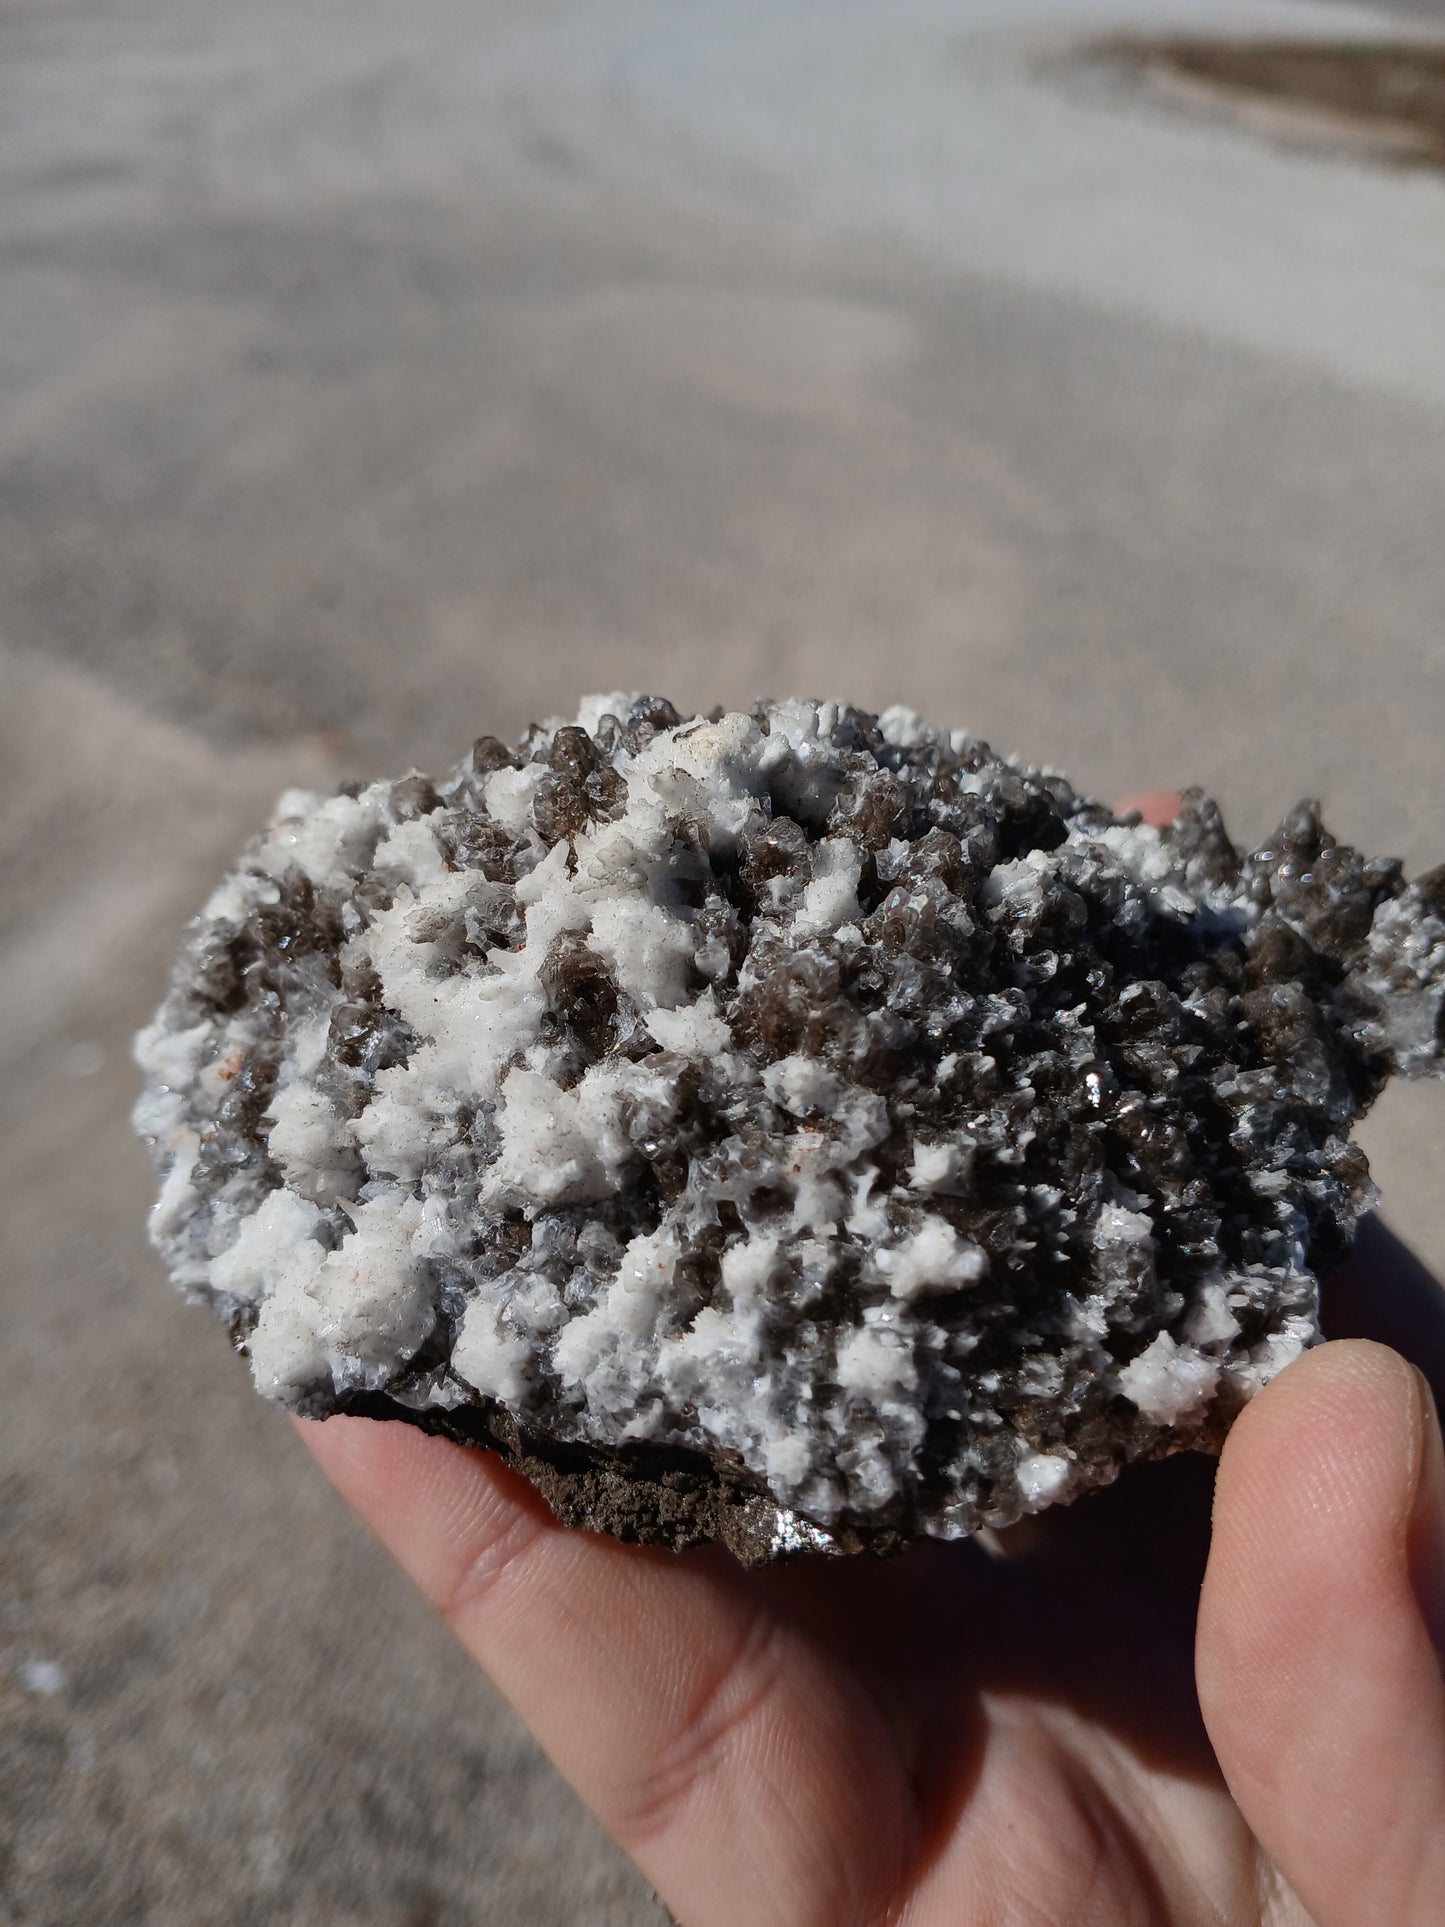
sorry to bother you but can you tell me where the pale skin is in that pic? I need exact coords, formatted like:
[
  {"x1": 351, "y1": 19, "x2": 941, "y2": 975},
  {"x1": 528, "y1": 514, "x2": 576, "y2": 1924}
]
[{"x1": 297, "y1": 795, "x2": 1445, "y2": 1927}]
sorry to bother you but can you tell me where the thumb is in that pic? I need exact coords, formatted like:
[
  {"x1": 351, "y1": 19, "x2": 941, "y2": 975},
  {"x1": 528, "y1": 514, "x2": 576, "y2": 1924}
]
[{"x1": 1197, "y1": 1340, "x2": 1445, "y2": 1927}]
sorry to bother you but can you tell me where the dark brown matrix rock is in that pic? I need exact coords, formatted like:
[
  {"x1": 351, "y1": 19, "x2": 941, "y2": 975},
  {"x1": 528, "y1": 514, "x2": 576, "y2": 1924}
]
[{"x1": 135, "y1": 697, "x2": 1445, "y2": 1561}]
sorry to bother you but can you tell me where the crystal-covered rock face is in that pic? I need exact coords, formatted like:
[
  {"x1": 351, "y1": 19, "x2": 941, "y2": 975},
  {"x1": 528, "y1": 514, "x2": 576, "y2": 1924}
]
[{"x1": 135, "y1": 696, "x2": 1444, "y2": 1558}]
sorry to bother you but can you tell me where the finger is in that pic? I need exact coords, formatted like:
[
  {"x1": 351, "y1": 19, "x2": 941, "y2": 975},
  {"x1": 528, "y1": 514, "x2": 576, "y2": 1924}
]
[
  {"x1": 1320, "y1": 1215, "x2": 1445, "y2": 1413},
  {"x1": 1113, "y1": 790, "x2": 1181, "y2": 829},
  {"x1": 1197, "y1": 1341, "x2": 1445, "y2": 1927},
  {"x1": 296, "y1": 1416, "x2": 914, "y2": 1927}
]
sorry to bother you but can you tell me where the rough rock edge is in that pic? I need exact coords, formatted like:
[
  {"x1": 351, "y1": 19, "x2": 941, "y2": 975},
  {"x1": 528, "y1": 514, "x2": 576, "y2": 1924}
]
[
  {"x1": 314, "y1": 1390, "x2": 860, "y2": 1565},
  {"x1": 308, "y1": 1385, "x2": 1235, "y2": 1564}
]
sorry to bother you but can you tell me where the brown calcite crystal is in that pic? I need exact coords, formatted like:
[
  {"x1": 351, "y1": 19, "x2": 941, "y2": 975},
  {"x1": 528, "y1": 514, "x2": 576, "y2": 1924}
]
[{"x1": 135, "y1": 697, "x2": 1444, "y2": 1561}]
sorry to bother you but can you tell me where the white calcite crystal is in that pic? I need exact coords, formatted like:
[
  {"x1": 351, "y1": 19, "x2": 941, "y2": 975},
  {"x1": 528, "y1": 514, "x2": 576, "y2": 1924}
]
[{"x1": 135, "y1": 696, "x2": 1445, "y2": 1559}]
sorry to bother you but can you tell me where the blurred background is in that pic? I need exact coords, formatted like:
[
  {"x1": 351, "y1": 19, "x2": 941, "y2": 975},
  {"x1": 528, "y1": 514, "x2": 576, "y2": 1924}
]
[{"x1": 3, "y1": 0, "x2": 1442, "y2": 1920}]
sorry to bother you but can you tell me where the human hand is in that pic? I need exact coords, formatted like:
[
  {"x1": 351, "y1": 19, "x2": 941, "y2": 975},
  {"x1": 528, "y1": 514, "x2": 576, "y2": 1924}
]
[{"x1": 296, "y1": 796, "x2": 1445, "y2": 1927}]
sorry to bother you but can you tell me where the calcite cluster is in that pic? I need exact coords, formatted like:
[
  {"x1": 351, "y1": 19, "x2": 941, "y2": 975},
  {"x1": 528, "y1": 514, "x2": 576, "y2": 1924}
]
[{"x1": 135, "y1": 697, "x2": 1444, "y2": 1559}]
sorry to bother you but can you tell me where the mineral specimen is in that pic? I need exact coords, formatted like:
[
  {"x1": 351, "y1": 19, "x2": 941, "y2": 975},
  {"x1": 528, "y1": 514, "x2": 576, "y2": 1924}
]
[{"x1": 135, "y1": 697, "x2": 1444, "y2": 1561}]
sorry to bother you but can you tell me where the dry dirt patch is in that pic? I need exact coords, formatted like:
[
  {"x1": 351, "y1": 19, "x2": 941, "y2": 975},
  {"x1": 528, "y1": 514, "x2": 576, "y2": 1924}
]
[{"x1": 1097, "y1": 38, "x2": 1445, "y2": 171}]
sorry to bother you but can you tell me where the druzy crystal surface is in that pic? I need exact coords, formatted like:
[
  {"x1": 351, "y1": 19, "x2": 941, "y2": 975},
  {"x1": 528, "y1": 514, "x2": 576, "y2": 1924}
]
[{"x1": 136, "y1": 697, "x2": 1445, "y2": 1559}]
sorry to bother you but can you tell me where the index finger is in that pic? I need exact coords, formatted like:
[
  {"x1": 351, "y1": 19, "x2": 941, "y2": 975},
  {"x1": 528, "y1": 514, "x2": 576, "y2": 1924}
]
[{"x1": 294, "y1": 1414, "x2": 912, "y2": 1925}]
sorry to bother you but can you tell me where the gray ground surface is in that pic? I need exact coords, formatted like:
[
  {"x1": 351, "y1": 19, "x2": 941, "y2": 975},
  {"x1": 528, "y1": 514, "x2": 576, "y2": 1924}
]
[{"x1": 2, "y1": 1, "x2": 1442, "y2": 1921}]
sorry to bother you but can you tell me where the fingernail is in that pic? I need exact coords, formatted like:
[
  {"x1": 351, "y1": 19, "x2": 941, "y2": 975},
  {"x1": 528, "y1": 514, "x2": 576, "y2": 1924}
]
[{"x1": 1408, "y1": 1367, "x2": 1445, "y2": 1659}]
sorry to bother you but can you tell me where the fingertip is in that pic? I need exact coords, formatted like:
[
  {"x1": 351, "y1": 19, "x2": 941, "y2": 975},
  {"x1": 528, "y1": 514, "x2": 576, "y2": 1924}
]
[
  {"x1": 292, "y1": 1412, "x2": 554, "y2": 1611},
  {"x1": 1113, "y1": 789, "x2": 1182, "y2": 829},
  {"x1": 292, "y1": 1409, "x2": 452, "y2": 1521},
  {"x1": 1198, "y1": 1340, "x2": 1445, "y2": 1922},
  {"x1": 1213, "y1": 1338, "x2": 1423, "y2": 1537},
  {"x1": 1201, "y1": 1340, "x2": 1426, "y2": 1698}
]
